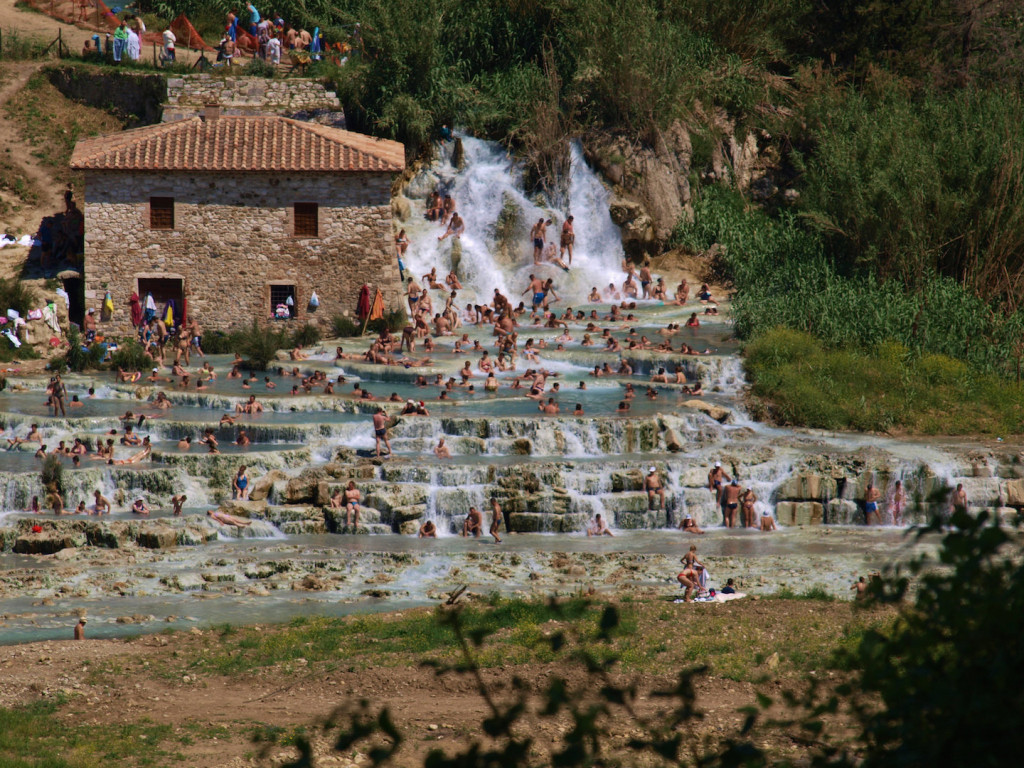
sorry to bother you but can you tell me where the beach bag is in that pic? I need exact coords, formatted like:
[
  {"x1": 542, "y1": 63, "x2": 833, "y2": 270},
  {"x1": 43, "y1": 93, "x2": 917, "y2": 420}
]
[
  {"x1": 308, "y1": 291, "x2": 320, "y2": 308},
  {"x1": 104, "y1": 291, "x2": 115, "y2": 314}
]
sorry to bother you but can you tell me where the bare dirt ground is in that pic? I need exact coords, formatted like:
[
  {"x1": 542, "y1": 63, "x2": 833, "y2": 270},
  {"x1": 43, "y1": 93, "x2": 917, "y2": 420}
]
[{"x1": 0, "y1": 598, "x2": 867, "y2": 767}]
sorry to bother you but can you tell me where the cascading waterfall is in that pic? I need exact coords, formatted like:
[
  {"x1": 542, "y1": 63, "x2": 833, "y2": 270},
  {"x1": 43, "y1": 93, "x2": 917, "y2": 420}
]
[{"x1": 401, "y1": 136, "x2": 624, "y2": 306}]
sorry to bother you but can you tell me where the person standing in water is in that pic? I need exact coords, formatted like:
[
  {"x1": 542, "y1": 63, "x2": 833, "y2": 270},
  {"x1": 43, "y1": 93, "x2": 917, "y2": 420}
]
[
  {"x1": 708, "y1": 461, "x2": 731, "y2": 512},
  {"x1": 722, "y1": 478, "x2": 742, "y2": 528},
  {"x1": 488, "y1": 499, "x2": 503, "y2": 543},
  {"x1": 643, "y1": 466, "x2": 665, "y2": 511},
  {"x1": 890, "y1": 480, "x2": 907, "y2": 526},
  {"x1": 530, "y1": 218, "x2": 546, "y2": 264},
  {"x1": 560, "y1": 215, "x2": 575, "y2": 265},
  {"x1": 372, "y1": 408, "x2": 391, "y2": 458},
  {"x1": 864, "y1": 482, "x2": 881, "y2": 525}
]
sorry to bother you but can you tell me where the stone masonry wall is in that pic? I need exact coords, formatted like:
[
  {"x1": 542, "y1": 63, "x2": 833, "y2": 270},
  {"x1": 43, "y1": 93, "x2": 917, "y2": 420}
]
[
  {"x1": 82, "y1": 171, "x2": 403, "y2": 334},
  {"x1": 162, "y1": 76, "x2": 344, "y2": 126}
]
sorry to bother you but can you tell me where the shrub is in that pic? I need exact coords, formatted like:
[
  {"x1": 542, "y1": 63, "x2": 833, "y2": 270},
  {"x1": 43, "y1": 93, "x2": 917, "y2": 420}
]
[
  {"x1": 109, "y1": 340, "x2": 152, "y2": 372},
  {"x1": 332, "y1": 314, "x2": 360, "y2": 338},
  {"x1": 0, "y1": 278, "x2": 37, "y2": 317},
  {"x1": 41, "y1": 453, "x2": 64, "y2": 497},
  {"x1": 199, "y1": 330, "x2": 239, "y2": 355},
  {"x1": 242, "y1": 57, "x2": 277, "y2": 78},
  {"x1": 53, "y1": 327, "x2": 105, "y2": 372},
  {"x1": 291, "y1": 323, "x2": 321, "y2": 348},
  {"x1": 236, "y1": 321, "x2": 286, "y2": 370}
]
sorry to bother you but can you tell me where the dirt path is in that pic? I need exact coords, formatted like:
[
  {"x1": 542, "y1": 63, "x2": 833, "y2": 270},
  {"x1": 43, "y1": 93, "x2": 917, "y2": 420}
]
[{"x1": 0, "y1": 629, "x2": 765, "y2": 768}]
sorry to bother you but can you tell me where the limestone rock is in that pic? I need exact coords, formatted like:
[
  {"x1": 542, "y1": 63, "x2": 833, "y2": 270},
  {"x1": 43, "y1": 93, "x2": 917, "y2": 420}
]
[
  {"x1": 14, "y1": 530, "x2": 87, "y2": 555},
  {"x1": 217, "y1": 499, "x2": 266, "y2": 517},
  {"x1": 775, "y1": 501, "x2": 824, "y2": 526},
  {"x1": 249, "y1": 470, "x2": 288, "y2": 502},
  {"x1": 1004, "y1": 479, "x2": 1024, "y2": 507},
  {"x1": 826, "y1": 499, "x2": 859, "y2": 525},
  {"x1": 136, "y1": 524, "x2": 179, "y2": 549},
  {"x1": 683, "y1": 400, "x2": 731, "y2": 423},
  {"x1": 776, "y1": 474, "x2": 837, "y2": 501}
]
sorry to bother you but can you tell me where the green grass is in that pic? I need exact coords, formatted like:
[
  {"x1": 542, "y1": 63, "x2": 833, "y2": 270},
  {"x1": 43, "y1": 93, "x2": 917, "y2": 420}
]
[
  {"x1": 744, "y1": 328, "x2": 1024, "y2": 435},
  {"x1": 192, "y1": 597, "x2": 599, "y2": 676},
  {"x1": 166, "y1": 596, "x2": 887, "y2": 686},
  {"x1": 0, "y1": 701, "x2": 179, "y2": 768}
]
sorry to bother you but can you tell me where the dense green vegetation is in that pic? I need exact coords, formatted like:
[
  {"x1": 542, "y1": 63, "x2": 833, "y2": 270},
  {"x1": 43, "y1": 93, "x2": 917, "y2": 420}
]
[{"x1": 744, "y1": 328, "x2": 1024, "y2": 434}]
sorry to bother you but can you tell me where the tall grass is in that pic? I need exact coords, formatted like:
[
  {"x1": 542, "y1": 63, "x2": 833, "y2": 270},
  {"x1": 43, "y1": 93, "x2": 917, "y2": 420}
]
[
  {"x1": 674, "y1": 185, "x2": 1024, "y2": 378},
  {"x1": 744, "y1": 328, "x2": 1024, "y2": 434}
]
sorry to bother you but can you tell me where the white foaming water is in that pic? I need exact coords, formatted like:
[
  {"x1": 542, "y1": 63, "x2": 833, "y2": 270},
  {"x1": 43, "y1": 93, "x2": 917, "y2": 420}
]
[{"x1": 401, "y1": 136, "x2": 624, "y2": 308}]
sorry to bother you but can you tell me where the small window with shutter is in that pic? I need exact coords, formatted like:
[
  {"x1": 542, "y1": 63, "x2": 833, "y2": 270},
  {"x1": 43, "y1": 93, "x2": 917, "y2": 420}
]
[
  {"x1": 294, "y1": 202, "x2": 318, "y2": 237},
  {"x1": 150, "y1": 197, "x2": 174, "y2": 230}
]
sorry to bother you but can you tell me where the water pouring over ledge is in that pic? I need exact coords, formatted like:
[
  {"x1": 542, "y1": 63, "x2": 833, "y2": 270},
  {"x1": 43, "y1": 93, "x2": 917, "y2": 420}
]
[{"x1": 402, "y1": 136, "x2": 625, "y2": 304}]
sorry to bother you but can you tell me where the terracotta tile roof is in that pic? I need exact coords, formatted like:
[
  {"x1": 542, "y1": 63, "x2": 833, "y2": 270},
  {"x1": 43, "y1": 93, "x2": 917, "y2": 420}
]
[{"x1": 70, "y1": 115, "x2": 404, "y2": 173}]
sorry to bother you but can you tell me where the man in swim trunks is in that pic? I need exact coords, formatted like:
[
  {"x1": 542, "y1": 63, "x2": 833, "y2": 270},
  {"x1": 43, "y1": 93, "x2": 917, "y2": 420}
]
[
  {"x1": 587, "y1": 513, "x2": 614, "y2": 537},
  {"x1": 522, "y1": 274, "x2": 546, "y2": 310},
  {"x1": 529, "y1": 217, "x2": 547, "y2": 264},
  {"x1": 418, "y1": 520, "x2": 437, "y2": 538},
  {"x1": 639, "y1": 263, "x2": 653, "y2": 299},
  {"x1": 891, "y1": 480, "x2": 906, "y2": 526},
  {"x1": 559, "y1": 215, "x2": 575, "y2": 265},
  {"x1": 951, "y1": 483, "x2": 968, "y2": 518},
  {"x1": 372, "y1": 408, "x2": 391, "y2": 458},
  {"x1": 93, "y1": 489, "x2": 112, "y2": 515},
  {"x1": 462, "y1": 506, "x2": 482, "y2": 538},
  {"x1": 643, "y1": 466, "x2": 665, "y2": 511},
  {"x1": 7, "y1": 423, "x2": 42, "y2": 449},
  {"x1": 722, "y1": 478, "x2": 742, "y2": 528},
  {"x1": 864, "y1": 483, "x2": 881, "y2": 525},
  {"x1": 344, "y1": 480, "x2": 361, "y2": 529},
  {"x1": 171, "y1": 494, "x2": 187, "y2": 516},
  {"x1": 708, "y1": 461, "x2": 731, "y2": 510}
]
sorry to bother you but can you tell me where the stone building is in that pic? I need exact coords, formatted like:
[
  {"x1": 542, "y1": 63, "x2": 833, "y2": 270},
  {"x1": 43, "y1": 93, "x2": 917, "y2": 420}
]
[{"x1": 70, "y1": 107, "x2": 404, "y2": 333}]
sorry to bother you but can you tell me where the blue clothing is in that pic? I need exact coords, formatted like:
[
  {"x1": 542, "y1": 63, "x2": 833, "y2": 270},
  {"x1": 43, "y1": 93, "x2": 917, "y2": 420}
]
[{"x1": 227, "y1": 17, "x2": 238, "y2": 41}]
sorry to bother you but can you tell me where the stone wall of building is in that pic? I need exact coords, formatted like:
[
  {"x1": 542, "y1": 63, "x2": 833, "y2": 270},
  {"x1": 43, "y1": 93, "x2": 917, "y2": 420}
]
[
  {"x1": 82, "y1": 171, "x2": 404, "y2": 334},
  {"x1": 162, "y1": 76, "x2": 345, "y2": 126}
]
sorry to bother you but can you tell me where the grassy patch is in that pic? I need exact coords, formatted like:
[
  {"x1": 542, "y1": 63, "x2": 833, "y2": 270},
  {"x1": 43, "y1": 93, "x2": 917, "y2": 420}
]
[
  {"x1": 167, "y1": 596, "x2": 887, "y2": 685},
  {"x1": 744, "y1": 328, "x2": 1024, "y2": 435},
  {"x1": 0, "y1": 700, "x2": 179, "y2": 767},
  {"x1": 189, "y1": 597, "x2": 598, "y2": 676},
  {"x1": 0, "y1": 156, "x2": 41, "y2": 216},
  {"x1": 3, "y1": 70, "x2": 124, "y2": 195}
]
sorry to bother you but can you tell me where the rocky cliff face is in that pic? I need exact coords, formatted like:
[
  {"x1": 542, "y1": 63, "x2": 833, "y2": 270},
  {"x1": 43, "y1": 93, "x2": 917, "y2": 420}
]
[
  {"x1": 584, "y1": 117, "x2": 773, "y2": 259},
  {"x1": 583, "y1": 122, "x2": 693, "y2": 258}
]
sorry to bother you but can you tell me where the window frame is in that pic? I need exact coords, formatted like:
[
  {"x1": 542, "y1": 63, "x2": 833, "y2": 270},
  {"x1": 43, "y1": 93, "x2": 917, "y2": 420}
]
[
  {"x1": 293, "y1": 202, "x2": 319, "y2": 238},
  {"x1": 149, "y1": 197, "x2": 175, "y2": 230},
  {"x1": 269, "y1": 283, "x2": 298, "y2": 320}
]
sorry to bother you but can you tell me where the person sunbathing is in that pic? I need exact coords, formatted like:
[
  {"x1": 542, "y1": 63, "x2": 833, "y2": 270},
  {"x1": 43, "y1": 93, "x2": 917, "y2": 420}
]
[{"x1": 207, "y1": 509, "x2": 252, "y2": 527}]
